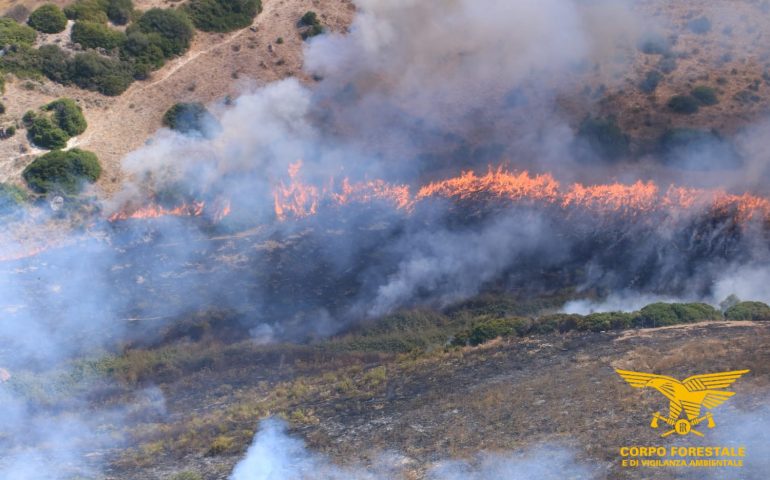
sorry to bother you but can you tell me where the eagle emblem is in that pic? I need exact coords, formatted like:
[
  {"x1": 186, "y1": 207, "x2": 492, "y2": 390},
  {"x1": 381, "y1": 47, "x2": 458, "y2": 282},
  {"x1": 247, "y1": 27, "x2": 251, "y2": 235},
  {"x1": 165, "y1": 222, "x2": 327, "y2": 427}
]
[{"x1": 616, "y1": 369, "x2": 749, "y2": 437}]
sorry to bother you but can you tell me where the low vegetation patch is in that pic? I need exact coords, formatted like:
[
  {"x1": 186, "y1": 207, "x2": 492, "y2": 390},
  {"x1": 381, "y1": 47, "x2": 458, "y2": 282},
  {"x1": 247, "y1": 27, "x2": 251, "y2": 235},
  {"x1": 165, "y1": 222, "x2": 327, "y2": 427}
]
[
  {"x1": 27, "y1": 4, "x2": 68, "y2": 34},
  {"x1": 72, "y1": 20, "x2": 126, "y2": 50},
  {"x1": 667, "y1": 94, "x2": 700, "y2": 114},
  {"x1": 0, "y1": 17, "x2": 37, "y2": 47},
  {"x1": 185, "y1": 0, "x2": 261, "y2": 32},
  {"x1": 691, "y1": 85, "x2": 718, "y2": 106},
  {"x1": 23, "y1": 148, "x2": 101, "y2": 194},
  {"x1": 724, "y1": 301, "x2": 770, "y2": 321},
  {"x1": 25, "y1": 98, "x2": 87, "y2": 148},
  {"x1": 64, "y1": 0, "x2": 109, "y2": 23},
  {"x1": 162, "y1": 102, "x2": 214, "y2": 135},
  {"x1": 576, "y1": 116, "x2": 630, "y2": 161},
  {"x1": 0, "y1": 183, "x2": 28, "y2": 213},
  {"x1": 298, "y1": 11, "x2": 324, "y2": 40}
]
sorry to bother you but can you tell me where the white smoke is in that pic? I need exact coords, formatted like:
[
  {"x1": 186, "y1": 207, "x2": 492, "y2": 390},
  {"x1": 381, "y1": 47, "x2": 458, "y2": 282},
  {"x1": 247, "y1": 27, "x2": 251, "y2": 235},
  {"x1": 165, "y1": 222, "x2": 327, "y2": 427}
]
[{"x1": 230, "y1": 418, "x2": 599, "y2": 480}]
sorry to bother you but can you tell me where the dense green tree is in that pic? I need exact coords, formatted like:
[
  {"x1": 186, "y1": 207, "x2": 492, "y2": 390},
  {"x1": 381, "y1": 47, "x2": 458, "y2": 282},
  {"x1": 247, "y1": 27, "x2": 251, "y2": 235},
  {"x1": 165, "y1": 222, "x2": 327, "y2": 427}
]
[
  {"x1": 27, "y1": 4, "x2": 68, "y2": 33},
  {"x1": 71, "y1": 20, "x2": 126, "y2": 50},
  {"x1": 133, "y1": 8, "x2": 193, "y2": 57},
  {"x1": 106, "y1": 0, "x2": 134, "y2": 25},
  {"x1": 0, "y1": 17, "x2": 37, "y2": 47},
  {"x1": 27, "y1": 115, "x2": 69, "y2": 149},
  {"x1": 185, "y1": 0, "x2": 260, "y2": 32},
  {"x1": 23, "y1": 148, "x2": 101, "y2": 194},
  {"x1": 45, "y1": 98, "x2": 87, "y2": 136}
]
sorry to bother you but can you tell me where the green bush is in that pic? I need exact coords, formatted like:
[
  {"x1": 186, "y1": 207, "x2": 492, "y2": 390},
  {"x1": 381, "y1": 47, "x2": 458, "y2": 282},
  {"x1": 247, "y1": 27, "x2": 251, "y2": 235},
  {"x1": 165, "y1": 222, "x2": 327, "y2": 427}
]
[
  {"x1": 687, "y1": 16, "x2": 711, "y2": 34},
  {"x1": 3, "y1": 125, "x2": 16, "y2": 138},
  {"x1": 133, "y1": 8, "x2": 194, "y2": 57},
  {"x1": 28, "y1": 4, "x2": 68, "y2": 33},
  {"x1": 44, "y1": 98, "x2": 87, "y2": 136},
  {"x1": 0, "y1": 44, "x2": 42, "y2": 78},
  {"x1": 634, "y1": 302, "x2": 720, "y2": 328},
  {"x1": 23, "y1": 148, "x2": 101, "y2": 194},
  {"x1": 71, "y1": 21, "x2": 126, "y2": 50},
  {"x1": 0, "y1": 183, "x2": 28, "y2": 213},
  {"x1": 39, "y1": 44, "x2": 71, "y2": 83},
  {"x1": 185, "y1": 0, "x2": 260, "y2": 32},
  {"x1": 298, "y1": 10, "x2": 323, "y2": 40},
  {"x1": 531, "y1": 313, "x2": 582, "y2": 333},
  {"x1": 724, "y1": 301, "x2": 770, "y2": 321},
  {"x1": 639, "y1": 70, "x2": 663, "y2": 93},
  {"x1": 68, "y1": 51, "x2": 134, "y2": 95},
  {"x1": 576, "y1": 312, "x2": 635, "y2": 332},
  {"x1": 667, "y1": 95, "x2": 699, "y2": 114},
  {"x1": 170, "y1": 472, "x2": 203, "y2": 480},
  {"x1": 27, "y1": 115, "x2": 69, "y2": 149},
  {"x1": 452, "y1": 317, "x2": 531, "y2": 346},
  {"x1": 577, "y1": 116, "x2": 629, "y2": 160},
  {"x1": 162, "y1": 102, "x2": 213, "y2": 134},
  {"x1": 0, "y1": 17, "x2": 37, "y2": 47},
  {"x1": 0, "y1": 102, "x2": 4, "y2": 115},
  {"x1": 64, "y1": 0, "x2": 109, "y2": 23},
  {"x1": 691, "y1": 85, "x2": 718, "y2": 106},
  {"x1": 106, "y1": 0, "x2": 134, "y2": 25},
  {"x1": 120, "y1": 30, "x2": 167, "y2": 75}
]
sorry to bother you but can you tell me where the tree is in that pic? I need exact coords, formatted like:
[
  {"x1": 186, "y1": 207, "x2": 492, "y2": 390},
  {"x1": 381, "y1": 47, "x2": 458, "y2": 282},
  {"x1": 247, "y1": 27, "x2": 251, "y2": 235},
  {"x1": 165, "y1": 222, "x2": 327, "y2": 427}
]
[
  {"x1": 39, "y1": 44, "x2": 71, "y2": 83},
  {"x1": 133, "y1": 8, "x2": 194, "y2": 57},
  {"x1": 28, "y1": 4, "x2": 68, "y2": 33},
  {"x1": 45, "y1": 98, "x2": 87, "y2": 136},
  {"x1": 162, "y1": 102, "x2": 214, "y2": 135},
  {"x1": 185, "y1": 0, "x2": 260, "y2": 32},
  {"x1": 23, "y1": 148, "x2": 101, "y2": 194},
  {"x1": 691, "y1": 85, "x2": 718, "y2": 106},
  {"x1": 67, "y1": 51, "x2": 134, "y2": 95},
  {"x1": 0, "y1": 17, "x2": 37, "y2": 48},
  {"x1": 667, "y1": 95, "x2": 700, "y2": 114},
  {"x1": 27, "y1": 115, "x2": 69, "y2": 149},
  {"x1": 107, "y1": 0, "x2": 134, "y2": 25},
  {"x1": 64, "y1": 0, "x2": 109, "y2": 23},
  {"x1": 71, "y1": 20, "x2": 126, "y2": 50}
]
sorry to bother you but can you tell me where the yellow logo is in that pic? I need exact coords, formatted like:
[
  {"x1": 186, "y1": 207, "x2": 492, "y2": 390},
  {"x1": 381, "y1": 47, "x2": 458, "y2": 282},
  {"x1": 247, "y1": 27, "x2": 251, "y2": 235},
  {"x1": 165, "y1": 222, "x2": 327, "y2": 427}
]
[{"x1": 616, "y1": 369, "x2": 749, "y2": 437}]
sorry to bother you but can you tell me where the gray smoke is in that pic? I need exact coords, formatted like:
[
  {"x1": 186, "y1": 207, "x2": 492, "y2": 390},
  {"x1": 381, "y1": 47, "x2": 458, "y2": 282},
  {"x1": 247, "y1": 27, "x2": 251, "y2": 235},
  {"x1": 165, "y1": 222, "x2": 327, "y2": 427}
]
[{"x1": 230, "y1": 418, "x2": 599, "y2": 480}]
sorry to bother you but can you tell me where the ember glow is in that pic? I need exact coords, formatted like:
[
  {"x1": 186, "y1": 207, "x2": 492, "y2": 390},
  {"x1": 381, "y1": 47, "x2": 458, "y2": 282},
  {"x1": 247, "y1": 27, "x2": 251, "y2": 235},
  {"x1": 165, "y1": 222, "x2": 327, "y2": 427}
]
[{"x1": 273, "y1": 163, "x2": 770, "y2": 222}]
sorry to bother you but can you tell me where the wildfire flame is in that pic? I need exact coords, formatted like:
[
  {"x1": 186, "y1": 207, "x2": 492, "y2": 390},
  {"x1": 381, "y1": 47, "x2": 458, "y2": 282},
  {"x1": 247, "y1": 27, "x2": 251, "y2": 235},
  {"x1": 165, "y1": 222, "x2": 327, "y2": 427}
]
[
  {"x1": 108, "y1": 199, "x2": 232, "y2": 223},
  {"x1": 273, "y1": 163, "x2": 770, "y2": 223}
]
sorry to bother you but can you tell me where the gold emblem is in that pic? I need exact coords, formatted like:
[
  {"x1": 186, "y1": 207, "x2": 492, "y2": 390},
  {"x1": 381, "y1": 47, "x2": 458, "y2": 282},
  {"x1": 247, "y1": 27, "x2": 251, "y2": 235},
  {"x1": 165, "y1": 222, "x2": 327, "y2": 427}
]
[{"x1": 616, "y1": 369, "x2": 749, "y2": 437}]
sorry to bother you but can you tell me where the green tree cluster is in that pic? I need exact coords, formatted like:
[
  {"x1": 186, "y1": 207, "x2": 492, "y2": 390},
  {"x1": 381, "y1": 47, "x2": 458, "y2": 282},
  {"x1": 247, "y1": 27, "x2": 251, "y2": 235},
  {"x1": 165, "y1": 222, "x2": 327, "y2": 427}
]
[{"x1": 23, "y1": 148, "x2": 101, "y2": 194}]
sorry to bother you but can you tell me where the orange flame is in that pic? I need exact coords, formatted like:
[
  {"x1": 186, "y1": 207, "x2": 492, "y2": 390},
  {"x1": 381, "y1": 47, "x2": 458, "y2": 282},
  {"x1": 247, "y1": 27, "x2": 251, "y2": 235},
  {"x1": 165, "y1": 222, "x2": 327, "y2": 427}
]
[{"x1": 273, "y1": 163, "x2": 770, "y2": 223}]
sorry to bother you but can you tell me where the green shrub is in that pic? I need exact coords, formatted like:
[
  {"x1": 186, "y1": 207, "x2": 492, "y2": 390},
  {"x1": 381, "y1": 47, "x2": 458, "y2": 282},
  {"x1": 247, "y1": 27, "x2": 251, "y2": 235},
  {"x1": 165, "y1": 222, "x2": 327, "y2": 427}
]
[
  {"x1": 27, "y1": 4, "x2": 68, "y2": 33},
  {"x1": 531, "y1": 313, "x2": 583, "y2": 333},
  {"x1": 0, "y1": 44, "x2": 42, "y2": 78},
  {"x1": 634, "y1": 302, "x2": 720, "y2": 328},
  {"x1": 638, "y1": 33, "x2": 670, "y2": 55},
  {"x1": 724, "y1": 301, "x2": 770, "y2": 321},
  {"x1": 120, "y1": 30, "x2": 166, "y2": 75},
  {"x1": 0, "y1": 102, "x2": 4, "y2": 115},
  {"x1": 106, "y1": 0, "x2": 134, "y2": 25},
  {"x1": 23, "y1": 148, "x2": 101, "y2": 194},
  {"x1": 0, "y1": 17, "x2": 37, "y2": 47},
  {"x1": 185, "y1": 0, "x2": 260, "y2": 32},
  {"x1": 162, "y1": 102, "x2": 213, "y2": 134},
  {"x1": 298, "y1": 10, "x2": 323, "y2": 40},
  {"x1": 577, "y1": 116, "x2": 629, "y2": 160},
  {"x1": 667, "y1": 95, "x2": 699, "y2": 114},
  {"x1": 169, "y1": 472, "x2": 203, "y2": 480},
  {"x1": 27, "y1": 115, "x2": 69, "y2": 149},
  {"x1": 64, "y1": 0, "x2": 109, "y2": 23},
  {"x1": 691, "y1": 85, "x2": 718, "y2": 106},
  {"x1": 639, "y1": 70, "x2": 663, "y2": 93},
  {"x1": 44, "y1": 98, "x2": 87, "y2": 136},
  {"x1": 133, "y1": 8, "x2": 194, "y2": 57},
  {"x1": 0, "y1": 183, "x2": 28, "y2": 213},
  {"x1": 687, "y1": 16, "x2": 711, "y2": 34},
  {"x1": 3, "y1": 125, "x2": 16, "y2": 138},
  {"x1": 39, "y1": 44, "x2": 71, "y2": 83},
  {"x1": 577, "y1": 312, "x2": 635, "y2": 332},
  {"x1": 71, "y1": 21, "x2": 126, "y2": 49},
  {"x1": 453, "y1": 317, "x2": 531, "y2": 346},
  {"x1": 68, "y1": 51, "x2": 134, "y2": 95}
]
